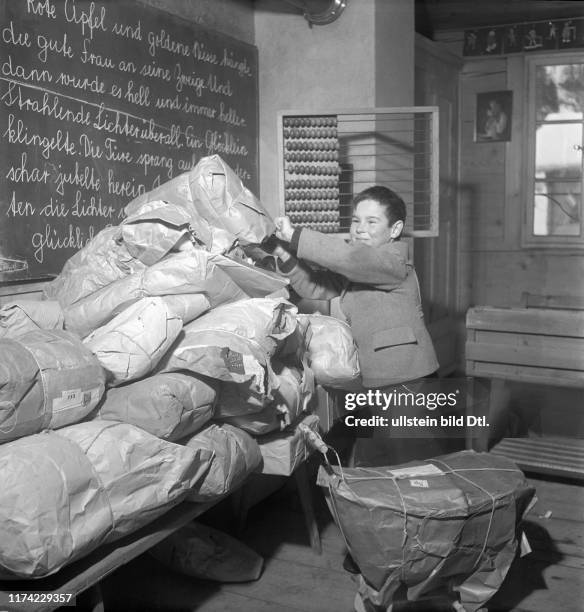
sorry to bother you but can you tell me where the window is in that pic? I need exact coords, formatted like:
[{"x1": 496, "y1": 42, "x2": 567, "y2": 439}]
[{"x1": 524, "y1": 55, "x2": 584, "y2": 247}]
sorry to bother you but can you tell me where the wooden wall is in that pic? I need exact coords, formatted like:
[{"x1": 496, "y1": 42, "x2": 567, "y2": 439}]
[{"x1": 435, "y1": 33, "x2": 584, "y2": 438}]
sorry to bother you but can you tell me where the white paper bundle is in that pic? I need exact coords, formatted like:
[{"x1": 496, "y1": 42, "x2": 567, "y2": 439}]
[
  {"x1": 120, "y1": 199, "x2": 193, "y2": 265},
  {"x1": 0, "y1": 421, "x2": 212, "y2": 578},
  {"x1": 159, "y1": 298, "x2": 297, "y2": 396},
  {"x1": 0, "y1": 300, "x2": 64, "y2": 339},
  {"x1": 298, "y1": 314, "x2": 361, "y2": 389},
  {"x1": 183, "y1": 423, "x2": 262, "y2": 501},
  {"x1": 64, "y1": 250, "x2": 247, "y2": 337},
  {"x1": 96, "y1": 372, "x2": 217, "y2": 441},
  {"x1": 0, "y1": 329, "x2": 105, "y2": 444},
  {"x1": 84, "y1": 297, "x2": 183, "y2": 385},
  {"x1": 43, "y1": 226, "x2": 147, "y2": 308}
]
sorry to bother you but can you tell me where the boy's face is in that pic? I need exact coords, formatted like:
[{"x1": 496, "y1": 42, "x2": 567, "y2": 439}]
[{"x1": 350, "y1": 199, "x2": 402, "y2": 247}]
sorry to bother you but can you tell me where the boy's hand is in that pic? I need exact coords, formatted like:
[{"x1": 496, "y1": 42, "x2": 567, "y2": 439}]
[{"x1": 274, "y1": 216, "x2": 295, "y2": 242}]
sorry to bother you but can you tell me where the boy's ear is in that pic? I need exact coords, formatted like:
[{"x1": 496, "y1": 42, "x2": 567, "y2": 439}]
[{"x1": 390, "y1": 220, "x2": 404, "y2": 239}]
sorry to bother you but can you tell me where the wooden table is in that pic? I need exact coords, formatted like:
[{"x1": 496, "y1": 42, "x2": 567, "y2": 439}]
[
  {"x1": 0, "y1": 500, "x2": 217, "y2": 612},
  {"x1": 465, "y1": 305, "x2": 584, "y2": 479}
]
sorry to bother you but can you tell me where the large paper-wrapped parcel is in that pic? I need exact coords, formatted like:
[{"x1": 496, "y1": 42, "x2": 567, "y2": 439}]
[
  {"x1": 84, "y1": 297, "x2": 183, "y2": 386},
  {"x1": 0, "y1": 300, "x2": 64, "y2": 339},
  {"x1": 316, "y1": 450, "x2": 536, "y2": 612},
  {"x1": 0, "y1": 421, "x2": 212, "y2": 579},
  {"x1": 96, "y1": 372, "x2": 218, "y2": 441},
  {"x1": 159, "y1": 298, "x2": 297, "y2": 396},
  {"x1": 126, "y1": 155, "x2": 275, "y2": 252},
  {"x1": 0, "y1": 329, "x2": 105, "y2": 444},
  {"x1": 183, "y1": 423, "x2": 262, "y2": 501}
]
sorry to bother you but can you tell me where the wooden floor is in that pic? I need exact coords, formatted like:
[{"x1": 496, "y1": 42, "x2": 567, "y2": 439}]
[{"x1": 99, "y1": 465, "x2": 584, "y2": 612}]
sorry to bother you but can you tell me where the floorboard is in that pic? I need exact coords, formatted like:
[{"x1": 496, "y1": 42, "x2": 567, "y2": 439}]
[{"x1": 99, "y1": 471, "x2": 584, "y2": 612}]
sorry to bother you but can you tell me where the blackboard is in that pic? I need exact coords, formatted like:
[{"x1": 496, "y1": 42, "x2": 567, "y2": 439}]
[{"x1": 0, "y1": 0, "x2": 258, "y2": 281}]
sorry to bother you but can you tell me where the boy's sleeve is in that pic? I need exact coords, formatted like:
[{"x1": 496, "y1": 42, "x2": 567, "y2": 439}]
[
  {"x1": 275, "y1": 255, "x2": 345, "y2": 301},
  {"x1": 296, "y1": 229, "x2": 408, "y2": 288}
]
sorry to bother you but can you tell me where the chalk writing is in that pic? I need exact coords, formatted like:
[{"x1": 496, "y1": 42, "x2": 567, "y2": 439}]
[{"x1": 1, "y1": 0, "x2": 258, "y2": 279}]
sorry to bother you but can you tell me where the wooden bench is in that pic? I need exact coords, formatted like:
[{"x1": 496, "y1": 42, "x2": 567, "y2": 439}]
[{"x1": 465, "y1": 304, "x2": 584, "y2": 480}]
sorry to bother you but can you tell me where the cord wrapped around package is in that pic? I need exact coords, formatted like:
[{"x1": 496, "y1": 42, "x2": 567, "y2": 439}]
[
  {"x1": 0, "y1": 329, "x2": 105, "y2": 444},
  {"x1": 0, "y1": 421, "x2": 212, "y2": 579},
  {"x1": 159, "y1": 298, "x2": 297, "y2": 398},
  {"x1": 96, "y1": 372, "x2": 218, "y2": 441},
  {"x1": 84, "y1": 297, "x2": 183, "y2": 385},
  {"x1": 183, "y1": 423, "x2": 262, "y2": 501},
  {"x1": 316, "y1": 450, "x2": 537, "y2": 612}
]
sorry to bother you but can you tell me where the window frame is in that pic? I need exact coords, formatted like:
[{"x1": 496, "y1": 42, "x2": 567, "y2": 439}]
[{"x1": 522, "y1": 52, "x2": 584, "y2": 249}]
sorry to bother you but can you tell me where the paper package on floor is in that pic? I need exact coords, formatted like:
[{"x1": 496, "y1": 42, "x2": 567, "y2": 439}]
[
  {"x1": 0, "y1": 329, "x2": 105, "y2": 444},
  {"x1": 150, "y1": 522, "x2": 263, "y2": 583},
  {"x1": 126, "y1": 155, "x2": 275, "y2": 253},
  {"x1": 288, "y1": 314, "x2": 361, "y2": 389},
  {"x1": 0, "y1": 420, "x2": 212, "y2": 579},
  {"x1": 63, "y1": 249, "x2": 247, "y2": 337},
  {"x1": 216, "y1": 361, "x2": 315, "y2": 436},
  {"x1": 84, "y1": 297, "x2": 183, "y2": 386},
  {"x1": 96, "y1": 371, "x2": 218, "y2": 441},
  {"x1": 0, "y1": 300, "x2": 64, "y2": 339},
  {"x1": 183, "y1": 423, "x2": 262, "y2": 501},
  {"x1": 258, "y1": 413, "x2": 320, "y2": 476},
  {"x1": 158, "y1": 298, "x2": 297, "y2": 397},
  {"x1": 316, "y1": 450, "x2": 537, "y2": 612}
]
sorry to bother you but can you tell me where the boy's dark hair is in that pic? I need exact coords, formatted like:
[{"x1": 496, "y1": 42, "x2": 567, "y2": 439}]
[{"x1": 353, "y1": 186, "x2": 406, "y2": 226}]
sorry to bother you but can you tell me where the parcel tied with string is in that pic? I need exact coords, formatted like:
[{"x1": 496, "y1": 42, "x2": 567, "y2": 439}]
[{"x1": 316, "y1": 450, "x2": 536, "y2": 612}]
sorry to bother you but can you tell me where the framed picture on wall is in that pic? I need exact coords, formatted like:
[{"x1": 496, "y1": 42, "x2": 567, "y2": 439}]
[{"x1": 474, "y1": 90, "x2": 513, "y2": 142}]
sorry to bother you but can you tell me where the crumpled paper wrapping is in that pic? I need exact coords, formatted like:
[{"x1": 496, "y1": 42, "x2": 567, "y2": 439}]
[
  {"x1": 96, "y1": 371, "x2": 218, "y2": 441},
  {"x1": 43, "y1": 226, "x2": 147, "y2": 308},
  {"x1": 257, "y1": 413, "x2": 320, "y2": 476},
  {"x1": 189, "y1": 155, "x2": 275, "y2": 246},
  {"x1": 125, "y1": 170, "x2": 215, "y2": 248},
  {"x1": 296, "y1": 314, "x2": 361, "y2": 389},
  {"x1": 183, "y1": 423, "x2": 262, "y2": 501},
  {"x1": 316, "y1": 450, "x2": 537, "y2": 611},
  {"x1": 159, "y1": 298, "x2": 297, "y2": 397},
  {"x1": 0, "y1": 329, "x2": 105, "y2": 444},
  {"x1": 150, "y1": 522, "x2": 263, "y2": 582},
  {"x1": 120, "y1": 199, "x2": 193, "y2": 265},
  {"x1": 217, "y1": 361, "x2": 315, "y2": 436},
  {"x1": 0, "y1": 300, "x2": 64, "y2": 339},
  {"x1": 211, "y1": 252, "x2": 289, "y2": 299},
  {"x1": 126, "y1": 155, "x2": 275, "y2": 253},
  {"x1": 84, "y1": 297, "x2": 183, "y2": 385},
  {"x1": 0, "y1": 421, "x2": 212, "y2": 579},
  {"x1": 64, "y1": 250, "x2": 246, "y2": 337}
]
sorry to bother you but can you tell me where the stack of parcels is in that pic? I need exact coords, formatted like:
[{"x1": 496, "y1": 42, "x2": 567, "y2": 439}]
[
  {"x1": 317, "y1": 450, "x2": 537, "y2": 612},
  {"x1": 0, "y1": 155, "x2": 362, "y2": 579}
]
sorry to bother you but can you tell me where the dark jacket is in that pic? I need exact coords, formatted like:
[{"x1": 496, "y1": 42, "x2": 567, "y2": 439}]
[{"x1": 280, "y1": 229, "x2": 438, "y2": 388}]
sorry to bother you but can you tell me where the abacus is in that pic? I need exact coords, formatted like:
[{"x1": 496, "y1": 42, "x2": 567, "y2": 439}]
[
  {"x1": 281, "y1": 115, "x2": 346, "y2": 233},
  {"x1": 278, "y1": 108, "x2": 440, "y2": 237}
]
